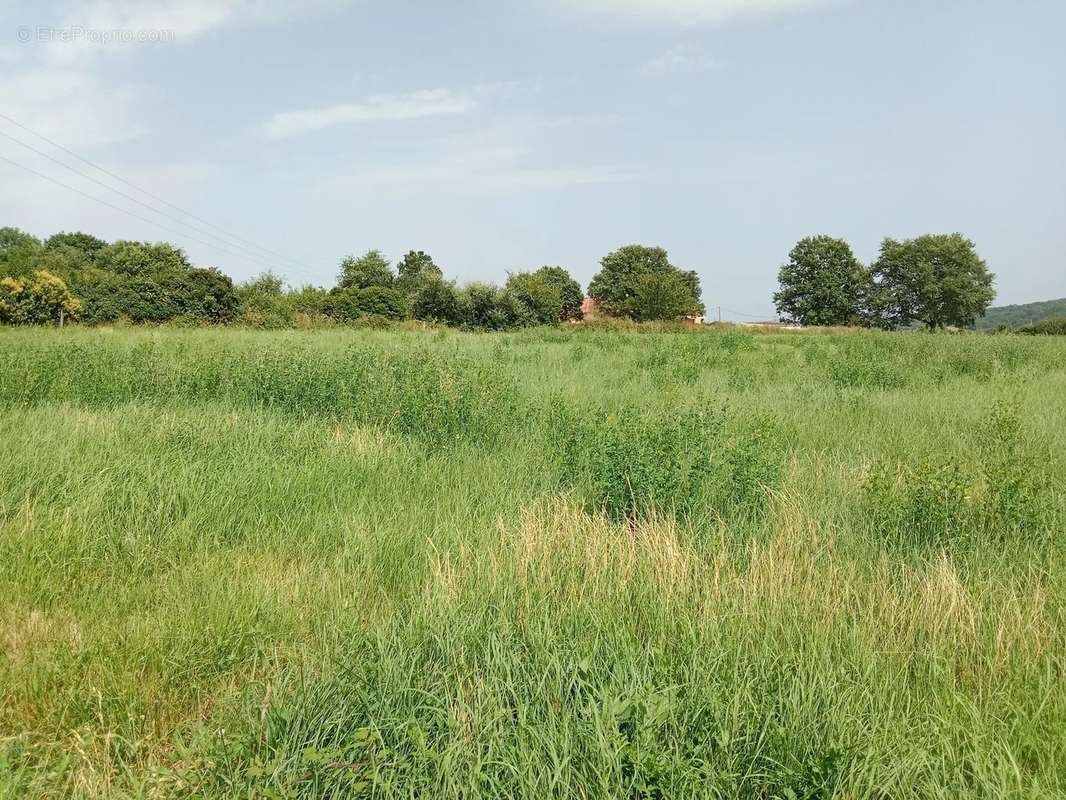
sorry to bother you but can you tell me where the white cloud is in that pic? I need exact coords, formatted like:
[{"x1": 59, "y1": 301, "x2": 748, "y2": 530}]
[
  {"x1": 640, "y1": 44, "x2": 714, "y2": 75},
  {"x1": 0, "y1": 0, "x2": 353, "y2": 152},
  {"x1": 261, "y1": 89, "x2": 479, "y2": 139},
  {"x1": 0, "y1": 68, "x2": 145, "y2": 149},
  {"x1": 314, "y1": 120, "x2": 633, "y2": 195},
  {"x1": 544, "y1": 0, "x2": 840, "y2": 25}
]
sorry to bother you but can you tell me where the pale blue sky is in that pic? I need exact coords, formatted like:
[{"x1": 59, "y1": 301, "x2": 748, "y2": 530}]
[{"x1": 1, "y1": 0, "x2": 1063, "y2": 319}]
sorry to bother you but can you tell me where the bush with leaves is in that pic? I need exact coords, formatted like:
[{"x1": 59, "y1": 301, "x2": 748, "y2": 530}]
[
  {"x1": 564, "y1": 406, "x2": 722, "y2": 522},
  {"x1": 548, "y1": 400, "x2": 784, "y2": 524},
  {"x1": 976, "y1": 400, "x2": 1047, "y2": 533},
  {"x1": 0, "y1": 270, "x2": 81, "y2": 325},
  {"x1": 1019, "y1": 317, "x2": 1066, "y2": 336},
  {"x1": 356, "y1": 286, "x2": 408, "y2": 320},
  {"x1": 323, "y1": 288, "x2": 363, "y2": 323},
  {"x1": 532, "y1": 265, "x2": 584, "y2": 320},
  {"x1": 588, "y1": 244, "x2": 704, "y2": 321},
  {"x1": 337, "y1": 249, "x2": 394, "y2": 290},
  {"x1": 0, "y1": 226, "x2": 43, "y2": 276},
  {"x1": 864, "y1": 401, "x2": 1049, "y2": 548},
  {"x1": 863, "y1": 458, "x2": 971, "y2": 548},
  {"x1": 411, "y1": 277, "x2": 462, "y2": 325},
  {"x1": 395, "y1": 250, "x2": 443, "y2": 295},
  {"x1": 506, "y1": 271, "x2": 563, "y2": 325},
  {"x1": 457, "y1": 283, "x2": 523, "y2": 330}
]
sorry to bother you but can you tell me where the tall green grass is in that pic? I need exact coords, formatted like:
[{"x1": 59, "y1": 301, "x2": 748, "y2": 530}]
[{"x1": 1, "y1": 326, "x2": 1064, "y2": 798}]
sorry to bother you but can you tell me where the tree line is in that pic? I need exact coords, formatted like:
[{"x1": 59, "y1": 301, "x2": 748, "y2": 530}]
[
  {"x1": 0, "y1": 226, "x2": 706, "y2": 329},
  {"x1": 773, "y1": 233, "x2": 996, "y2": 329},
  {"x1": 2, "y1": 224, "x2": 1004, "y2": 332}
]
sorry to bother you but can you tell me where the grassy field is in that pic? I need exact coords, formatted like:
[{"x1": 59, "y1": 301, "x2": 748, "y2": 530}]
[{"x1": 1, "y1": 325, "x2": 1065, "y2": 799}]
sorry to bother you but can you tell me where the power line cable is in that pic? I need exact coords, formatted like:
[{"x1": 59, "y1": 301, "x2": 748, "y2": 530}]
[
  {"x1": 0, "y1": 109, "x2": 307, "y2": 272},
  {"x1": 0, "y1": 152, "x2": 289, "y2": 273},
  {"x1": 0, "y1": 127, "x2": 302, "y2": 275}
]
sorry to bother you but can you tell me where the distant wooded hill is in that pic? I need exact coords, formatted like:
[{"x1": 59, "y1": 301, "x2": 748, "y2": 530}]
[{"x1": 976, "y1": 297, "x2": 1066, "y2": 330}]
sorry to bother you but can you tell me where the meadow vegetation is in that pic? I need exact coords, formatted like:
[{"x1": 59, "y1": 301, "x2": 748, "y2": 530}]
[{"x1": 1, "y1": 325, "x2": 1065, "y2": 798}]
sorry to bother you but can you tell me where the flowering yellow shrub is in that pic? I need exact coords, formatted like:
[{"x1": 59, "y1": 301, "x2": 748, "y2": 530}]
[{"x1": 0, "y1": 270, "x2": 81, "y2": 325}]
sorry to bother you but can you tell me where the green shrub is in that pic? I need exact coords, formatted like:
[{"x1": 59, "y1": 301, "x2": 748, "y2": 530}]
[
  {"x1": 0, "y1": 270, "x2": 81, "y2": 325},
  {"x1": 411, "y1": 277, "x2": 461, "y2": 325},
  {"x1": 1019, "y1": 317, "x2": 1066, "y2": 336},
  {"x1": 506, "y1": 271, "x2": 563, "y2": 325},
  {"x1": 828, "y1": 339, "x2": 907, "y2": 389},
  {"x1": 556, "y1": 405, "x2": 721, "y2": 522},
  {"x1": 549, "y1": 401, "x2": 784, "y2": 524},
  {"x1": 356, "y1": 286, "x2": 408, "y2": 320},
  {"x1": 864, "y1": 458, "x2": 971, "y2": 547},
  {"x1": 717, "y1": 330, "x2": 757, "y2": 354},
  {"x1": 976, "y1": 400, "x2": 1046, "y2": 533},
  {"x1": 713, "y1": 415, "x2": 784, "y2": 517},
  {"x1": 638, "y1": 336, "x2": 716, "y2": 386},
  {"x1": 863, "y1": 401, "x2": 1050, "y2": 547}
]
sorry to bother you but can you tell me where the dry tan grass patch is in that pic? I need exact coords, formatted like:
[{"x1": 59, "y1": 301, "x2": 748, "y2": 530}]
[
  {"x1": 328, "y1": 425, "x2": 398, "y2": 457},
  {"x1": 1, "y1": 605, "x2": 83, "y2": 666}
]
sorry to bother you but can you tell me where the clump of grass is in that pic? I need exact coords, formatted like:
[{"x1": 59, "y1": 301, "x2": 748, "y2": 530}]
[
  {"x1": 0, "y1": 333, "x2": 518, "y2": 449},
  {"x1": 863, "y1": 457, "x2": 972, "y2": 547},
  {"x1": 546, "y1": 400, "x2": 783, "y2": 524},
  {"x1": 975, "y1": 399, "x2": 1049, "y2": 534},
  {"x1": 863, "y1": 400, "x2": 1052, "y2": 548},
  {"x1": 561, "y1": 405, "x2": 722, "y2": 522}
]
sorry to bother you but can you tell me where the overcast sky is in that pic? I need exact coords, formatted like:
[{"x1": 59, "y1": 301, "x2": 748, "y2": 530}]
[{"x1": 1, "y1": 0, "x2": 1063, "y2": 319}]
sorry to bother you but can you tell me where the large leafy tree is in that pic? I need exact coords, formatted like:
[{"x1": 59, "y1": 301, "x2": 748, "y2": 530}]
[
  {"x1": 0, "y1": 226, "x2": 40, "y2": 254},
  {"x1": 870, "y1": 234, "x2": 995, "y2": 329},
  {"x1": 625, "y1": 271, "x2": 702, "y2": 322},
  {"x1": 97, "y1": 240, "x2": 192, "y2": 275},
  {"x1": 532, "y1": 266, "x2": 584, "y2": 320},
  {"x1": 588, "y1": 244, "x2": 703, "y2": 320},
  {"x1": 773, "y1": 236, "x2": 869, "y2": 326},
  {"x1": 457, "y1": 283, "x2": 522, "y2": 331},
  {"x1": 0, "y1": 227, "x2": 43, "y2": 276},
  {"x1": 337, "y1": 249, "x2": 394, "y2": 290},
  {"x1": 164, "y1": 267, "x2": 240, "y2": 323},
  {"x1": 80, "y1": 240, "x2": 237, "y2": 323},
  {"x1": 411, "y1": 277, "x2": 461, "y2": 324},
  {"x1": 395, "y1": 250, "x2": 443, "y2": 294},
  {"x1": 356, "y1": 286, "x2": 408, "y2": 319},
  {"x1": 238, "y1": 271, "x2": 285, "y2": 298},
  {"x1": 506, "y1": 271, "x2": 563, "y2": 326},
  {"x1": 44, "y1": 231, "x2": 108, "y2": 263}
]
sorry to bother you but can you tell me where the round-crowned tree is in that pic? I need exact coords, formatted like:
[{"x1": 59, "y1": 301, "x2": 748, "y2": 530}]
[
  {"x1": 588, "y1": 244, "x2": 703, "y2": 320},
  {"x1": 396, "y1": 250, "x2": 443, "y2": 295},
  {"x1": 870, "y1": 234, "x2": 995, "y2": 329},
  {"x1": 773, "y1": 236, "x2": 869, "y2": 326},
  {"x1": 337, "y1": 250, "x2": 394, "y2": 290},
  {"x1": 356, "y1": 286, "x2": 408, "y2": 320},
  {"x1": 532, "y1": 266, "x2": 584, "y2": 320},
  {"x1": 412, "y1": 276, "x2": 462, "y2": 324},
  {"x1": 506, "y1": 271, "x2": 563, "y2": 325}
]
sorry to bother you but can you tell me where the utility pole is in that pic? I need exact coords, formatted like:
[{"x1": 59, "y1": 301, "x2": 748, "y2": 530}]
[{"x1": 717, "y1": 305, "x2": 721, "y2": 323}]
